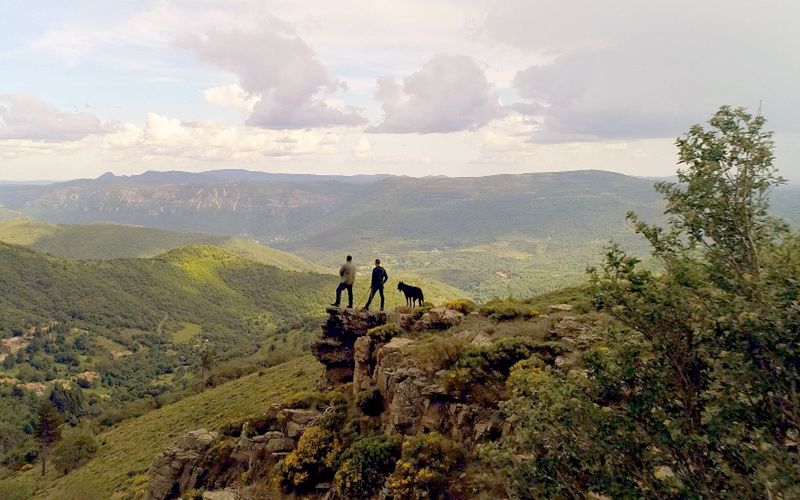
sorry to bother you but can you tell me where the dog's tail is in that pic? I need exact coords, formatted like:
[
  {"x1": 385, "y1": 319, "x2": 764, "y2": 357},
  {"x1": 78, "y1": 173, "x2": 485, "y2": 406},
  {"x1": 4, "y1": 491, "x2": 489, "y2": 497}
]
[{"x1": 419, "y1": 289, "x2": 424, "y2": 303}]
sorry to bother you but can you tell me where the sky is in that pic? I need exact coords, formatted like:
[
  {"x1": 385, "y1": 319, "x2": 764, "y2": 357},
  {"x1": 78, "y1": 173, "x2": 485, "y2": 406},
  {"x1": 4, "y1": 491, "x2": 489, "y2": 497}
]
[{"x1": 1, "y1": 0, "x2": 799, "y2": 181}]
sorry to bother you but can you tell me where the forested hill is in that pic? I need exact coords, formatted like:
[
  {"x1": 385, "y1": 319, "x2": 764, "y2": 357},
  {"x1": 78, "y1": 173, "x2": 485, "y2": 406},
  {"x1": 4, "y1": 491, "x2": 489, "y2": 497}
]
[
  {"x1": 0, "y1": 243, "x2": 332, "y2": 335},
  {"x1": 0, "y1": 219, "x2": 323, "y2": 272}
]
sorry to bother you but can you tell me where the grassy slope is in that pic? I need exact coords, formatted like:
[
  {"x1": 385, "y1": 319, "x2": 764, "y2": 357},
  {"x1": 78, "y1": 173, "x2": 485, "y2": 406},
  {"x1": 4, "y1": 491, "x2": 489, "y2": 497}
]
[
  {"x1": 0, "y1": 219, "x2": 323, "y2": 273},
  {"x1": 2, "y1": 356, "x2": 321, "y2": 500}
]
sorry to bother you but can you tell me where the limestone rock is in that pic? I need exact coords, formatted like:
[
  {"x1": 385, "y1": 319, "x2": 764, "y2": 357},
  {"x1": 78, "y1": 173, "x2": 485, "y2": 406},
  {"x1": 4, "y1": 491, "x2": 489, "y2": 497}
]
[
  {"x1": 549, "y1": 303, "x2": 573, "y2": 312},
  {"x1": 147, "y1": 429, "x2": 218, "y2": 500},
  {"x1": 417, "y1": 308, "x2": 463, "y2": 330},
  {"x1": 266, "y1": 437, "x2": 295, "y2": 453},
  {"x1": 312, "y1": 307, "x2": 388, "y2": 384},
  {"x1": 278, "y1": 408, "x2": 318, "y2": 438},
  {"x1": 202, "y1": 490, "x2": 238, "y2": 500}
]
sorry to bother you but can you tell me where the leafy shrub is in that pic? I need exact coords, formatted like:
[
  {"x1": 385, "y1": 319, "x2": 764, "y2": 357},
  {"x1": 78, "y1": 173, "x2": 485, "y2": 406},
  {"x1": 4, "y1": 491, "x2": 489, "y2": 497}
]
[
  {"x1": 278, "y1": 389, "x2": 346, "y2": 412},
  {"x1": 481, "y1": 360, "x2": 646, "y2": 498},
  {"x1": 478, "y1": 300, "x2": 538, "y2": 321},
  {"x1": 274, "y1": 426, "x2": 341, "y2": 492},
  {"x1": 406, "y1": 336, "x2": 467, "y2": 371},
  {"x1": 385, "y1": 432, "x2": 465, "y2": 499},
  {"x1": 51, "y1": 426, "x2": 98, "y2": 475},
  {"x1": 366, "y1": 322, "x2": 402, "y2": 343},
  {"x1": 441, "y1": 337, "x2": 559, "y2": 402},
  {"x1": 217, "y1": 413, "x2": 278, "y2": 438},
  {"x1": 412, "y1": 302, "x2": 434, "y2": 319},
  {"x1": 332, "y1": 435, "x2": 401, "y2": 499},
  {"x1": 355, "y1": 388, "x2": 384, "y2": 416},
  {"x1": 444, "y1": 299, "x2": 476, "y2": 315}
]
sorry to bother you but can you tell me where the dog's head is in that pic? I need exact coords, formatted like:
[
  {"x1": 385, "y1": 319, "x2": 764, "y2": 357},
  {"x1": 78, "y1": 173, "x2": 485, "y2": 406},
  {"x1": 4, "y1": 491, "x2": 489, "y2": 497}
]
[{"x1": 397, "y1": 282, "x2": 405, "y2": 291}]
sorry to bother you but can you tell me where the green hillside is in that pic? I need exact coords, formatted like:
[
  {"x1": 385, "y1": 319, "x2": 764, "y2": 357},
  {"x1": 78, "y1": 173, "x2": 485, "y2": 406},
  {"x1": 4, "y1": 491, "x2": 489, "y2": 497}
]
[
  {"x1": 0, "y1": 243, "x2": 335, "y2": 471},
  {"x1": 0, "y1": 243, "x2": 463, "y2": 475},
  {"x1": 0, "y1": 219, "x2": 323, "y2": 273},
  {"x1": 0, "y1": 356, "x2": 321, "y2": 500}
]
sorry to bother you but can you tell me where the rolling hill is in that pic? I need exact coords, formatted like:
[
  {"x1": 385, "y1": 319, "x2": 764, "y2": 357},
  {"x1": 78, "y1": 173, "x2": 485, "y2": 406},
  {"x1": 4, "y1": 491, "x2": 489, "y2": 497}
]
[
  {"x1": 0, "y1": 219, "x2": 323, "y2": 272},
  {"x1": 1, "y1": 169, "x2": 796, "y2": 301}
]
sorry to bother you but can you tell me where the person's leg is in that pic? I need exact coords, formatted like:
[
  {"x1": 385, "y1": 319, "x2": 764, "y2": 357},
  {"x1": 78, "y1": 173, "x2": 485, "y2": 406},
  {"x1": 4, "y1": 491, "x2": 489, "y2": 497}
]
[
  {"x1": 332, "y1": 283, "x2": 344, "y2": 306},
  {"x1": 346, "y1": 284, "x2": 353, "y2": 308},
  {"x1": 364, "y1": 288, "x2": 376, "y2": 309},
  {"x1": 378, "y1": 288, "x2": 385, "y2": 311}
]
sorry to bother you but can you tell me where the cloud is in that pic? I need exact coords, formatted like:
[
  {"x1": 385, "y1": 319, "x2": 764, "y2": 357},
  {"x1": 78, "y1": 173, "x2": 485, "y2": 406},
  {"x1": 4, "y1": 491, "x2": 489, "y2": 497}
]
[
  {"x1": 483, "y1": 0, "x2": 800, "y2": 142},
  {"x1": 370, "y1": 55, "x2": 506, "y2": 133},
  {"x1": 178, "y1": 19, "x2": 365, "y2": 129},
  {"x1": 0, "y1": 94, "x2": 114, "y2": 142},
  {"x1": 101, "y1": 112, "x2": 342, "y2": 161},
  {"x1": 203, "y1": 84, "x2": 260, "y2": 114},
  {"x1": 352, "y1": 137, "x2": 372, "y2": 158}
]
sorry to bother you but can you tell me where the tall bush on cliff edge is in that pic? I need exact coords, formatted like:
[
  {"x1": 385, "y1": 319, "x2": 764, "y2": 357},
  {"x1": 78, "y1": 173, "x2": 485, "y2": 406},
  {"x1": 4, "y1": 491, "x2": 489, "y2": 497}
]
[{"x1": 485, "y1": 106, "x2": 800, "y2": 498}]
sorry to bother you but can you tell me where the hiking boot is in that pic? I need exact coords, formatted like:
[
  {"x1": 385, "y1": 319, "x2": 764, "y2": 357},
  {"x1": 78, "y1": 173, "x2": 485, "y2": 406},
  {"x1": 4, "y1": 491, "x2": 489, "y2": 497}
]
[{"x1": 330, "y1": 303, "x2": 340, "y2": 307}]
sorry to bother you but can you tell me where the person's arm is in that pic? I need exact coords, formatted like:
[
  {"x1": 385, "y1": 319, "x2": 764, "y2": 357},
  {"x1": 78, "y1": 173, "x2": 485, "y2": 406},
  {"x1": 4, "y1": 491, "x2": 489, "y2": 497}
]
[
  {"x1": 383, "y1": 268, "x2": 389, "y2": 284},
  {"x1": 340, "y1": 265, "x2": 345, "y2": 277}
]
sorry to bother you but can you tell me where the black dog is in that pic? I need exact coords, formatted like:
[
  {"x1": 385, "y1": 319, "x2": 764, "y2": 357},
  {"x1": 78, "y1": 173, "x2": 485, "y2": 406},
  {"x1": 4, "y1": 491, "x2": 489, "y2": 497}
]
[{"x1": 397, "y1": 281, "x2": 424, "y2": 307}]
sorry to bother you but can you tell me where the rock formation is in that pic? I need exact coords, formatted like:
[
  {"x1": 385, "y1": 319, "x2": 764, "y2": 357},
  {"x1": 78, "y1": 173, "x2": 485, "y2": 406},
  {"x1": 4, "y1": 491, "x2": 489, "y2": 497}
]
[
  {"x1": 146, "y1": 408, "x2": 321, "y2": 500},
  {"x1": 311, "y1": 307, "x2": 389, "y2": 384}
]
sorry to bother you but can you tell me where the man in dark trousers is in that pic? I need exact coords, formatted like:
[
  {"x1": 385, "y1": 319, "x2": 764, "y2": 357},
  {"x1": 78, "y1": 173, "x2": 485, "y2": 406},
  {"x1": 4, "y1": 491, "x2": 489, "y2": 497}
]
[
  {"x1": 364, "y1": 258, "x2": 389, "y2": 311},
  {"x1": 331, "y1": 255, "x2": 355, "y2": 308}
]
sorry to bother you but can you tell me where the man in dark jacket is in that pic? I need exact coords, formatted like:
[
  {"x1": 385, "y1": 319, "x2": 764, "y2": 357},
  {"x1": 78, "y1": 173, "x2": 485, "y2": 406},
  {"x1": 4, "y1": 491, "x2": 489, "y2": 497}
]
[
  {"x1": 331, "y1": 255, "x2": 356, "y2": 308},
  {"x1": 364, "y1": 258, "x2": 388, "y2": 311}
]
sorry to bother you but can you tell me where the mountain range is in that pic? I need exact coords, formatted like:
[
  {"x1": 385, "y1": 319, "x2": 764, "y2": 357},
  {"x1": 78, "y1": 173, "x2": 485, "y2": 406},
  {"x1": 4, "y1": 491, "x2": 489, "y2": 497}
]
[{"x1": 2, "y1": 169, "x2": 797, "y2": 300}]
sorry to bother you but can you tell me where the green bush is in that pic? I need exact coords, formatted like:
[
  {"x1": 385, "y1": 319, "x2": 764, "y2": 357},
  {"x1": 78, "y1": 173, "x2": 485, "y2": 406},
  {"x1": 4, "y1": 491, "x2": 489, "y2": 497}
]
[
  {"x1": 51, "y1": 426, "x2": 98, "y2": 475},
  {"x1": 481, "y1": 360, "x2": 645, "y2": 498},
  {"x1": 366, "y1": 322, "x2": 402, "y2": 343},
  {"x1": 443, "y1": 299, "x2": 476, "y2": 315},
  {"x1": 217, "y1": 413, "x2": 278, "y2": 438},
  {"x1": 355, "y1": 388, "x2": 384, "y2": 416},
  {"x1": 441, "y1": 337, "x2": 559, "y2": 402},
  {"x1": 478, "y1": 300, "x2": 538, "y2": 321},
  {"x1": 274, "y1": 426, "x2": 341, "y2": 492},
  {"x1": 332, "y1": 435, "x2": 401, "y2": 499},
  {"x1": 412, "y1": 302, "x2": 434, "y2": 319},
  {"x1": 385, "y1": 432, "x2": 465, "y2": 499}
]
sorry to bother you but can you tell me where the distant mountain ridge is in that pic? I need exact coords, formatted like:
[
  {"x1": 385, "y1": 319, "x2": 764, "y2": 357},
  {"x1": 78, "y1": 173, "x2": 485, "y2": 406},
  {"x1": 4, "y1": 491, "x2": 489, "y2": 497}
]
[
  {"x1": 1, "y1": 169, "x2": 797, "y2": 300},
  {"x1": 0, "y1": 169, "x2": 666, "y2": 248},
  {"x1": 92, "y1": 169, "x2": 394, "y2": 185}
]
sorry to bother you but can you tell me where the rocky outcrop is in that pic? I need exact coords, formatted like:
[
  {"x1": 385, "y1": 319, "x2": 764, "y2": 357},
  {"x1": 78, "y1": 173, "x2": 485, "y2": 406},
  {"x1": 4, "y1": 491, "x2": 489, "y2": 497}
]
[
  {"x1": 146, "y1": 408, "x2": 321, "y2": 499},
  {"x1": 311, "y1": 307, "x2": 388, "y2": 384},
  {"x1": 147, "y1": 429, "x2": 218, "y2": 500}
]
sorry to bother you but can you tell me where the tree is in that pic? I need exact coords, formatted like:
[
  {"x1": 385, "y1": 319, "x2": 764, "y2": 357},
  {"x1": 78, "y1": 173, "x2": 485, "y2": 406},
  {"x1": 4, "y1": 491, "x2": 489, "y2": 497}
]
[
  {"x1": 591, "y1": 107, "x2": 799, "y2": 495},
  {"x1": 488, "y1": 107, "x2": 800, "y2": 497},
  {"x1": 51, "y1": 426, "x2": 98, "y2": 475},
  {"x1": 36, "y1": 400, "x2": 62, "y2": 476},
  {"x1": 49, "y1": 384, "x2": 85, "y2": 423},
  {"x1": 198, "y1": 342, "x2": 214, "y2": 391}
]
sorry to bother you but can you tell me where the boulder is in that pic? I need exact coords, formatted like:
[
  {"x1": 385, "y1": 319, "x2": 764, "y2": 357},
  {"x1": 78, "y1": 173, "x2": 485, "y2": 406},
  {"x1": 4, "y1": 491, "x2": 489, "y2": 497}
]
[
  {"x1": 417, "y1": 308, "x2": 463, "y2": 330},
  {"x1": 147, "y1": 429, "x2": 218, "y2": 500}
]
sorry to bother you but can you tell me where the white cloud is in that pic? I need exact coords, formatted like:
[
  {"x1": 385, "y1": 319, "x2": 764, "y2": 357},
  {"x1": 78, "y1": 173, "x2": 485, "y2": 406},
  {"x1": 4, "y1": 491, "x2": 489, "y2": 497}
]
[
  {"x1": 0, "y1": 94, "x2": 115, "y2": 142},
  {"x1": 352, "y1": 137, "x2": 372, "y2": 158},
  {"x1": 483, "y1": 0, "x2": 800, "y2": 142},
  {"x1": 101, "y1": 113, "x2": 343, "y2": 161},
  {"x1": 178, "y1": 19, "x2": 365, "y2": 129},
  {"x1": 370, "y1": 54, "x2": 506, "y2": 133},
  {"x1": 203, "y1": 84, "x2": 260, "y2": 114}
]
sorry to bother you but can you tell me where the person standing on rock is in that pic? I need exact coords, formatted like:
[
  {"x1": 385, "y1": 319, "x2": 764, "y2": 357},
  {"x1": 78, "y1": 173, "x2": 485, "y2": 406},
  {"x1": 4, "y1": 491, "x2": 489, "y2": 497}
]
[
  {"x1": 331, "y1": 255, "x2": 356, "y2": 308},
  {"x1": 364, "y1": 258, "x2": 389, "y2": 311}
]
